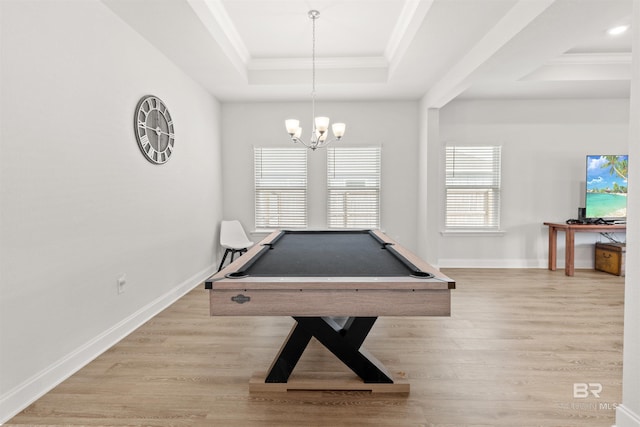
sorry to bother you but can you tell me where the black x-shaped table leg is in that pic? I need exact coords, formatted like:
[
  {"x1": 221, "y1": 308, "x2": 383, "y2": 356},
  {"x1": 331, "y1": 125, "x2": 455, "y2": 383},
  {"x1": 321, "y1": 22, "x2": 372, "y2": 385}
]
[{"x1": 264, "y1": 316, "x2": 394, "y2": 384}]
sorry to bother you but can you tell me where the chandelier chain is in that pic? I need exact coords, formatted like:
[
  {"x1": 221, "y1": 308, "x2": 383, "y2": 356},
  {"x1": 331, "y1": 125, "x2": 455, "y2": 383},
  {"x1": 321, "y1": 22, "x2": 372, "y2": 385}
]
[
  {"x1": 311, "y1": 12, "x2": 316, "y2": 130},
  {"x1": 312, "y1": 13, "x2": 316, "y2": 95}
]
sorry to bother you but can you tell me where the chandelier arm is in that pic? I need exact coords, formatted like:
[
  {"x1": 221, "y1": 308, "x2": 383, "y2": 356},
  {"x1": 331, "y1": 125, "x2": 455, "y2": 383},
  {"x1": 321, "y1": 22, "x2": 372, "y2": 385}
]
[
  {"x1": 290, "y1": 136, "x2": 313, "y2": 149},
  {"x1": 290, "y1": 134, "x2": 341, "y2": 150},
  {"x1": 314, "y1": 136, "x2": 340, "y2": 150}
]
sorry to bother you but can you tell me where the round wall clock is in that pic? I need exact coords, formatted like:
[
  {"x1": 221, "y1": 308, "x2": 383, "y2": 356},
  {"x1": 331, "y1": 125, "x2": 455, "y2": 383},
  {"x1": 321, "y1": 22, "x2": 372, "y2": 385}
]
[{"x1": 134, "y1": 95, "x2": 175, "y2": 164}]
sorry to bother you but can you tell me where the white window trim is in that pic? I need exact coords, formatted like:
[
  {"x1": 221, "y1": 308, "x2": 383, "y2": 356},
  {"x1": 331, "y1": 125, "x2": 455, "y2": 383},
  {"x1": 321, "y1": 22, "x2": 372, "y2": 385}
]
[
  {"x1": 327, "y1": 146, "x2": 381, "y2": 229},
  {"x1": 254, "y1": 147, "x2": 308, "y2": 230},
  {"x1": 440, "y1": 230, "x2": 506, "y2": 236},
  {"x1": 443, "y1": 145, "x2": 503, "y2": 232}
]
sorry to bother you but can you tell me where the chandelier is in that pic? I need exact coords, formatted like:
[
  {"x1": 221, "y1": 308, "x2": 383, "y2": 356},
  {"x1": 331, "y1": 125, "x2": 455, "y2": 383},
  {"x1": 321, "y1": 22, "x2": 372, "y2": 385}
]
[{"x1": 285, "y1": 10, "x2": 345, "y2": 150}]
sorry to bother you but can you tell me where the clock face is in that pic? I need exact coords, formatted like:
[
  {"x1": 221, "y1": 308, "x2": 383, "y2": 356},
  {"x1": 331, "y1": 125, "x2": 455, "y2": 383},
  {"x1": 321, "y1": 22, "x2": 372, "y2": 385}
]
[{"x1": 134, "y1": 95, "x2": 175, "y2": 164}]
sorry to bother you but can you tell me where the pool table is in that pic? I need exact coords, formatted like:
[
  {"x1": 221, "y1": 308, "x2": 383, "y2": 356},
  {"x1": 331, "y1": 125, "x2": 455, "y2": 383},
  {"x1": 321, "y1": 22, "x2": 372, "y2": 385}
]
[{"x1": 204, "y1": 229, "x2": 455, "y2": 391}]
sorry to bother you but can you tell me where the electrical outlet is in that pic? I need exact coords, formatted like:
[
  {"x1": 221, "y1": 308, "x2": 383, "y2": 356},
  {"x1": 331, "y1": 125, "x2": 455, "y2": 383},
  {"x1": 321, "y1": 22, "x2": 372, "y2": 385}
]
[{"x1": 117, "y1": 274, "x2": 126, "y2": 294}]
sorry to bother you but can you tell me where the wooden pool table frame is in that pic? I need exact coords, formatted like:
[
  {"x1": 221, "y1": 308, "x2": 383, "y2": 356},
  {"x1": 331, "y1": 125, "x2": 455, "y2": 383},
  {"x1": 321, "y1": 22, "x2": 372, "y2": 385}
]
[{"x1": 204, "y1": 229, "x2": 455, "y2": 392}]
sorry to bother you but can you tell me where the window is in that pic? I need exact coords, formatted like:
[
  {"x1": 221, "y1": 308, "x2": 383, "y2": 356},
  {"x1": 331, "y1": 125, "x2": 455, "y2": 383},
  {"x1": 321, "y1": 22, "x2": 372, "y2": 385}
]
[
  {"x1": 445, "y1": 146, "x2": 501, "y2": 230},
  {"x1": 254, "y1": 147, "x2": 307, "y2": 229},
  {"x1": 327, "y1": 147, "x2": 381, "y2": 229}
]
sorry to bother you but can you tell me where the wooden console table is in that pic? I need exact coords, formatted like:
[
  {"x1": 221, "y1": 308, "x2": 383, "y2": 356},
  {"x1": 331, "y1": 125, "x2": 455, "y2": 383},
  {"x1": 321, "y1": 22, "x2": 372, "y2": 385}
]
[{"x1": 544, "y1": 222, "x2": 626, "y2": 276}]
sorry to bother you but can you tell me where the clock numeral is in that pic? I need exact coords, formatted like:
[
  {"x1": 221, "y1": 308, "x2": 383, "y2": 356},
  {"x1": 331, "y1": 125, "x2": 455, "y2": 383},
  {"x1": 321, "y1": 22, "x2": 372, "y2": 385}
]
[{"x1": 137, "y1": 120, "x2": 147, "y2": 137}]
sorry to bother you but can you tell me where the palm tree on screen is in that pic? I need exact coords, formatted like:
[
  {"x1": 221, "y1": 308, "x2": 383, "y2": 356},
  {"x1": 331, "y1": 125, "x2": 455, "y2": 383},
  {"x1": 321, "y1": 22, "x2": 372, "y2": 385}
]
[{"x1": 604, "y1": 155, "x2": 628, "y2": 181}]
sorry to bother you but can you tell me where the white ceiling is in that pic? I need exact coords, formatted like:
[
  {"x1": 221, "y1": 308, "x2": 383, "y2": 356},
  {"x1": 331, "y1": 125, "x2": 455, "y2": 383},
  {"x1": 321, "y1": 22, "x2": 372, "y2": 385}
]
[{"x1": 102, "y1": 0, "x2": 633, "y2": 105}]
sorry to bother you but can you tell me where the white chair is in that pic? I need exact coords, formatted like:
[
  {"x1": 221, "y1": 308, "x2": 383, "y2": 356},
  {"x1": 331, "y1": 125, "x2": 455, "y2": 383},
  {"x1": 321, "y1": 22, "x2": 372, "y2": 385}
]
[{"x1": 218, "y1": 220, "x2": 254, "y2": 271}]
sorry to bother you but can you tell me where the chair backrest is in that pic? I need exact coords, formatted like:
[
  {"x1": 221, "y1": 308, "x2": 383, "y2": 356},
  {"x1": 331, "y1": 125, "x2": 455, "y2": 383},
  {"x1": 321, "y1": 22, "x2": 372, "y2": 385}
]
[{"x1": 220, "y1": 220, "x2": 253, "y2": 249}]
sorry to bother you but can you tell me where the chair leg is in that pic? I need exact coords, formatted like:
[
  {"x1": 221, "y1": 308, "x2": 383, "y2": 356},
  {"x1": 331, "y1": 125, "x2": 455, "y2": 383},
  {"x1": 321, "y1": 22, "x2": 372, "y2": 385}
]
[
  {"x1": 218, "y1": 249, "x2": 231, "y2": 272},
  {"x1": 218, "y1": 248, "x2": 249, "y2": 272}
]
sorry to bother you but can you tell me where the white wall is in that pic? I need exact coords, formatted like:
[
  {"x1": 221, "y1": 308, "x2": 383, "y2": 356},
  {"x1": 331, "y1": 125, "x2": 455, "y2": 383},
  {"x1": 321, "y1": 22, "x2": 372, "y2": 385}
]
[
  {"x1": 436, "y1": 99, "x2": 629, "y2": 268},
  {"x1": 417, "y1": 106, "x2": 441, "y2": 266},
  {"x1": 223, "y1": 98, "x2": 629, "y2": 268},
  {"x1": 616, "y1": 2, "x2": 640, "y2": 425},
  {"x1": 0, "y1": 0, "x2": 223, "y2": 420},
  {"x1": 221, "y1": 101, "x2": 420, "y2": 251}
]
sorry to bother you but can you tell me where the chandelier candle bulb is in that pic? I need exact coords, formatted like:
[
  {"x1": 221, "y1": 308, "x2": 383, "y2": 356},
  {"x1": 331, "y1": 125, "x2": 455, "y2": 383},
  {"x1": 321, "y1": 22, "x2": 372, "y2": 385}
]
[
  {"x1": 285, "y1": 119, "x2": 300, "y2": 136},
  {"x1": 332, "y1": 123, "x2": 346, "y2": 138},
  {"x1": 314, "y1": 117, "x2": 330, "y2": 132}
]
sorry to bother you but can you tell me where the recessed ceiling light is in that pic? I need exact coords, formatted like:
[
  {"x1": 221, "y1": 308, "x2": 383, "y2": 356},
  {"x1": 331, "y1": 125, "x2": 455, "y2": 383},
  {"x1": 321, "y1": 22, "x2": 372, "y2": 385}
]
[{"x1": 607, "y1": 25, "x2": 629, "y2": 36}]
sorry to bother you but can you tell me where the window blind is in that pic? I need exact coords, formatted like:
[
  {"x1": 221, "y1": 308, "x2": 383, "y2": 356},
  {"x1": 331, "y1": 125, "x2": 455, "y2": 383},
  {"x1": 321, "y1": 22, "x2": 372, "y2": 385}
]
[
  {"x1": 445, "y1": 146, "x2": 501, "y2": 229},
  {"x1": 327, "y1": 147, "x2": 381, "y2": 229},
  {"x1": 254, "y1": 147, "x2": 307, "y2": 229}
]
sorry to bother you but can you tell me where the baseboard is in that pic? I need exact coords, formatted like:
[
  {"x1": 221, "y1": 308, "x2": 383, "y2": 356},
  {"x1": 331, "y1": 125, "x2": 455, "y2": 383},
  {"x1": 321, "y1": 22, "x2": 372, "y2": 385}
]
[
  {"x1": 438, "y1": 258, "x2": 548, "y2": 268},
  {"x1": 0, "y1": 264, "x2": 217, "y2": 425},
  {"x1": 437, "y1": 258, "x2": 603, "y2": 269},
  {"x1": 616, "y1": 404, "x2": 640, "y2": 427}
]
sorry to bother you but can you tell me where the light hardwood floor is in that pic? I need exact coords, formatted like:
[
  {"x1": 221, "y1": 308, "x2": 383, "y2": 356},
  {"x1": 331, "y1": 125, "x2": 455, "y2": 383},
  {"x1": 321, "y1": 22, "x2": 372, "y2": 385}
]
[{"x1": 8, "y1": 269, "x2": 624, "y2": 426}]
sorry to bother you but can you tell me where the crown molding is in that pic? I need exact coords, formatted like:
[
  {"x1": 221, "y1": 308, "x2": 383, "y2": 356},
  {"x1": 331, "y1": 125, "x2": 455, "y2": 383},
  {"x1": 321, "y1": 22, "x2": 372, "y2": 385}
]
[
  {"x1": 248, "y1": 56, "x2": 388, "y2": 71},
  {"x1": 186, "y1": 0, "x2": 250, "y2": 75}
]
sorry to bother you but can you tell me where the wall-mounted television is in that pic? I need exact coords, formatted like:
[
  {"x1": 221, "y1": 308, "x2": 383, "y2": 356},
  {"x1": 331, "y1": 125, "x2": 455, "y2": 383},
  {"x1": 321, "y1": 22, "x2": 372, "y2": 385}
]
[{"x1": 585, "y1": 154, "x2": 628, "y2": 222}]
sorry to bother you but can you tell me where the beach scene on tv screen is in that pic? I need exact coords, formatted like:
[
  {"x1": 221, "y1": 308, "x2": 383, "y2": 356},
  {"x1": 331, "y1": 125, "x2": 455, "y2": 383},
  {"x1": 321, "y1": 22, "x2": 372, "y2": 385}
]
[{"x1": 586, "y1": 155, "x2": 628, "y2": 218}]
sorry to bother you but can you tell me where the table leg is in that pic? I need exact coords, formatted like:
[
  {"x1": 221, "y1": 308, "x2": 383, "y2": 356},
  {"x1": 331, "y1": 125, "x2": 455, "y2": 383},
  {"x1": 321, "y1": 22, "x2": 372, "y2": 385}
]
[
  {"x1": 296, "y1": 317, "x2": 392, "y2": 383},
  {"x1": 548, "y1": 226, "x2": 558, "y2": 271},
  {"x1": 565, "y1": 229, "x2": 575, "y2": 276},
  {"x1": 264, "y1": 316, "x2": 393, "y2": 384},
  {"x1": 264, "y1": 321, "x2": 313, "y2": 383}
]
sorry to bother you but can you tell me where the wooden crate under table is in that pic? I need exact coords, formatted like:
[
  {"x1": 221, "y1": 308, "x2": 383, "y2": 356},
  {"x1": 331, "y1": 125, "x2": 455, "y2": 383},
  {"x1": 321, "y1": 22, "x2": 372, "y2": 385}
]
[{"x1": 595, "y1": 242, "x2": 626, "y2": 276}]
